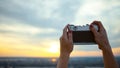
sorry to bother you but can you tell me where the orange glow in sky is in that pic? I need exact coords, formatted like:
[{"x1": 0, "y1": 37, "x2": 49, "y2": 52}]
[{"x1": 0, "y1": 40, "x2": 120, "y2": 57}]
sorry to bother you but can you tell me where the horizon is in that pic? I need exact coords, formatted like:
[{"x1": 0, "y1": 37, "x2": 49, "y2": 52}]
[{"x1": 0, "y1": 55, "x2": 120, "y2": 58}]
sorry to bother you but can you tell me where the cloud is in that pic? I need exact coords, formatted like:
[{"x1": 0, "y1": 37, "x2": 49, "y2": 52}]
[
  {"x1": 14, "y1": 0, "x2": 61, "y2": 19},
  {"x1": 72, "y1": 0, "x2": 105, "y2": 25},
  {"x1": 0, "y1": 0, "x2": 120, "y2": 57},
  {"x1": 0, "y1": 32, "x2": 60, "y2": 57},
  {"x1": 0, "y1": 16, "x2": 60, "y2": 54},
  {"x1": 0, "y1": 0, "x2": 61, "y2": 30},
  {"x1": 72, "y1": 0, "x2": 120, "y2": 24},
  {"x1": 0, "y1": 16, "x2": 57, "y2": 35},
  {"x1": 71, "y1": 0, "x2": 120, "y2": 48},
  {"x1": 0, "y1": 0, "x2": 61, "y2": 19},
  {"x1": 0, "y1": 23, "x2": 56, "y2": 35},
  {"x1": 78, "y1": 1, "x2": 105, "y2": 15},
  {"x1": 0, "y1": 0, "x2": 81, "y2": 28}
]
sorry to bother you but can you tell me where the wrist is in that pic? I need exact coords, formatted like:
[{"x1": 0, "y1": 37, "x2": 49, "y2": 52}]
[
  {"x1": 102, "y1": 44, "x2": 112, "y2": 53},
  {"x1": 101, "y1": 41, "x2": 111, "y2": 51},
  {"x1": 60, "y1": 53, "x2": 70, "y2": 59},
  {"x1": 102, "y1": 45, "x2": 114, "y2": 58},
  {"x1": 60, "y1": 52, "x2": 70, "y2": 57},
  {"x1": 60, "y1": 50, "x2": 71, "y2": 56}
]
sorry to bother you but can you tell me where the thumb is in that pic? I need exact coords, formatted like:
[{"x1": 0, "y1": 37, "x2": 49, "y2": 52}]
[{"x1": 90, "y1": 24, "x2": 98, "y2": 37}]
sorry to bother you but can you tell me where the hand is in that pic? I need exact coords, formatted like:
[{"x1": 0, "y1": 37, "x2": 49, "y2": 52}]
[
  {"x1": 57, "y1": 25, "x2": 73, "y2": 68},
  {"x1": 90, "y1": 21, "x2": 111, "y2": 51},
  {"x1": 60, "y1": 24, "x2": 73, "y2": 56},
  {"x1": 90, "y1": 21, "x2": 119, "y2": 68}
]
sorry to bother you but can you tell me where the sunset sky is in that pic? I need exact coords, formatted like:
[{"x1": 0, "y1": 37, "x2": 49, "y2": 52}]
[{"x1": 0, "y1": 0, "x2": 120, "y2": 57}]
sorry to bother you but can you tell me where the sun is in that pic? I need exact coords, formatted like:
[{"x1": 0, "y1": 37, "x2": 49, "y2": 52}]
[
  {"x1": 51, "y1": 58, "x2": 57, "y2": 63},
  {"x1": 48, "y1": 43, "x2": 59, "y2": 53}
]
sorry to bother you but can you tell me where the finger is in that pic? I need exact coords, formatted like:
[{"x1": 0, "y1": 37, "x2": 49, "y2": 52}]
[
  {"x1": 63, "y1": 25, "x2": 68, "y2": 38},
  {"x1": 92, "y1": 21, "x2": 104, "y2": 31},
  {"x1": 68, "y1": 31, "x2": 73, "y2": 43},
  {"x1": 67, "y1": 24, "x2": 71, "y2": 32},
  {"x1": 90, "y1": 24, "x2": 98, "y2": 37}
]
